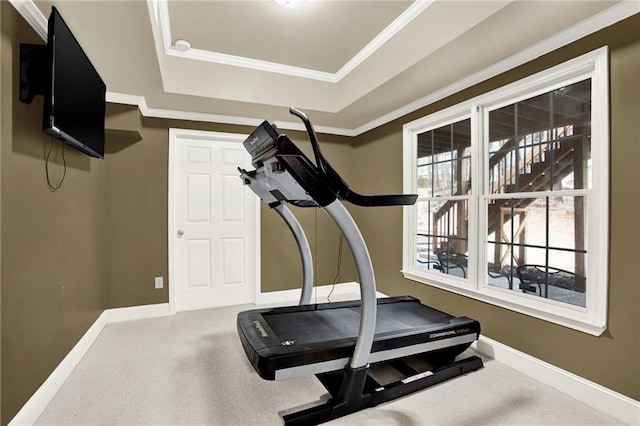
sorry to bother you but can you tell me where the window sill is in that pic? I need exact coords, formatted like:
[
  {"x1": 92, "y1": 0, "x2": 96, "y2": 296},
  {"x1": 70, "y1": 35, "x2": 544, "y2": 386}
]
[{"x1": 401, "y1": 269, "x2": 606, "y2": 336}]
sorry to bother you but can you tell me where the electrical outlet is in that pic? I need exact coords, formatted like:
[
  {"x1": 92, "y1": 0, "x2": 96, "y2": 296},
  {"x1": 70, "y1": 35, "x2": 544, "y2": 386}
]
[{"x1": 154, "y1": 276, "x2": 164, "y2": 289}]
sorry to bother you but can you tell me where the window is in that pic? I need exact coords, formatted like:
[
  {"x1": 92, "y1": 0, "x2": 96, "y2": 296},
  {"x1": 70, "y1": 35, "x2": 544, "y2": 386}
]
[
  {"x1": 402, "y1": 48, "x2": 609, "y2": 335},
  {"x1": 416, "y1": 118, "x2": 472, "y2": 278}
]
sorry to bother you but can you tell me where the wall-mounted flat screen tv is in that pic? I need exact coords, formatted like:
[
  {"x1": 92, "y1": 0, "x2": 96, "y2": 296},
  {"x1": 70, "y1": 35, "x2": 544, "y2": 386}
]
[{"x1": 20, "y1": 6, "x2": 106, "y2": 159}]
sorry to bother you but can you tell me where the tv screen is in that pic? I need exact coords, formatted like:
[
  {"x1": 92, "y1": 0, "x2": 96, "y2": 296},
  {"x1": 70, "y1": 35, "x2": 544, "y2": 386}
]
[{"x1": 42, "y1": 7, "x2": 106, "y2": 159}]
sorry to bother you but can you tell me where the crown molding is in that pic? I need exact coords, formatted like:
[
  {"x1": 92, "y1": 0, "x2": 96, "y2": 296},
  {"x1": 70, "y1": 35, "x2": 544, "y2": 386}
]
[
  {"x1": 334, "y1": 0, "x2": 434, "y2": 82},
  {"x1": 352, "y1": 0, "x2": 640, "y2": 136},
  {"x1": 106, "y1": 92, "x2": 356, "y2": 137},
  {"x1": 8, "y1": 0, "x2": 47, "y2": 40},
  {"x1": 125, "y1": 0, "x2": 640, "y2": 138},
  {"x1": 167, "y1": 47, "x2": 337, "y2": 83},
  {"x1": 13, "y1": 0, "x2": 640, "y2": 138},
  {"x1": 154, "y1": 0, "x2": 433, "y2": 83}
]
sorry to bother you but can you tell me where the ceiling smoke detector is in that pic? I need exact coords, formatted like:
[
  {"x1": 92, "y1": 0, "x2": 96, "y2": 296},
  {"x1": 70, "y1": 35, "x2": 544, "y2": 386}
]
[
  {"x1": 174, "y1": 39, "x2": 191, "y2": 52},
  {"x1": 273, "y1": 0, "x2": 305, "y2": 8}
]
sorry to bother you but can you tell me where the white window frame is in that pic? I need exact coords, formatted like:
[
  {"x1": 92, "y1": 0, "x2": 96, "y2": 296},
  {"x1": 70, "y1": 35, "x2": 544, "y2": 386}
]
[{"x1": 402, "y1": 47, "x2": 609, "y2": 336}]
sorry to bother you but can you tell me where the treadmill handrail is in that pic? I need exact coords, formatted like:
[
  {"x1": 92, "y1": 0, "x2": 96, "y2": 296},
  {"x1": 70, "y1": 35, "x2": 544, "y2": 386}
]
[
  {"x1": 289, "y1": 107, "x2": 326, "y2": 177},
  {"x1": 289, "y1": 107, "x2": 417, "y2": 207},
  {"x1": 323, "y1": 200, "x2": 377, "y2": 370},
  {"x1": 273, "y1": 204, "x2": 313, "y2": 305}
]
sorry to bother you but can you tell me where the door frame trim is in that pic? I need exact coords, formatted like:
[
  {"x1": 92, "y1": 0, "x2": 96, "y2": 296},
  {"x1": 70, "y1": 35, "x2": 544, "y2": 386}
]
[{"x1": 168, "y1": 128, "x2": 260, "y2": 315}]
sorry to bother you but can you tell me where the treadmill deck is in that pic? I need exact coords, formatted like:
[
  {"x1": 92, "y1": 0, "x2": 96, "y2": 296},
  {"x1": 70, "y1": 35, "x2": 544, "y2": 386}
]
[{"x1": 237, "y1": 296, "x2": 480, "y2": 380}]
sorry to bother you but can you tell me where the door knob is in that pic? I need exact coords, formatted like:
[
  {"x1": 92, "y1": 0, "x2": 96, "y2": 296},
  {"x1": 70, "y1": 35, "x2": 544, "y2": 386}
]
[{"x1": 177, "y1": 229, "x2": 184, "y2": 238}]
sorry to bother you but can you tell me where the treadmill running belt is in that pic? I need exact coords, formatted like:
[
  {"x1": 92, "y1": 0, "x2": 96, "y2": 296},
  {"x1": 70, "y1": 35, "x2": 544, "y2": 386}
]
[{"x1": 262, "y1": 299, "x2": 454, "y2": 346}]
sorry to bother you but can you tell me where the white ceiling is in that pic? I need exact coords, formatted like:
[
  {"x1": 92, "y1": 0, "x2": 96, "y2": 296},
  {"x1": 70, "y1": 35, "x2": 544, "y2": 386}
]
[{"x1": 21, "y1": 0, "x2": 637, "y2": 134}]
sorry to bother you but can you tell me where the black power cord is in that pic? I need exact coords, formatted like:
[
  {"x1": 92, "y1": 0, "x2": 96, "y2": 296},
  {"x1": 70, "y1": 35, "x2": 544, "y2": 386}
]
[
  {"x1": 45, "y1": 138, "x2": 66, "y2": 192},
  {"x1": 327, "y1": 232, "x2": 344, "y2": 302}
]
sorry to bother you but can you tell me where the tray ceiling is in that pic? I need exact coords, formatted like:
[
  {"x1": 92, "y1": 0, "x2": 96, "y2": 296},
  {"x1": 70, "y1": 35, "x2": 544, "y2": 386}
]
[{"x1": 25, "y1": 0, "x2": 633, "y2": 134}]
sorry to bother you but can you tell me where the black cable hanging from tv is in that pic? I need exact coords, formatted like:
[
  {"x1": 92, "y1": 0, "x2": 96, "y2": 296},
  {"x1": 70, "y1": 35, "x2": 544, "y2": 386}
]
[{"x1": 45, "y1": 138, "x2": 66, "y2": 192}]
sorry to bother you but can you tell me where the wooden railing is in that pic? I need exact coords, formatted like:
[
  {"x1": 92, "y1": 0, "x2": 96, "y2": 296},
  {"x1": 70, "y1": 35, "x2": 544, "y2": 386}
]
[
  {"x1": 431, "y1": 198, "x2": 468, "y2": 254},
  {"x1": 431, "y1": 126, "x2": 578, "y2": 256}
]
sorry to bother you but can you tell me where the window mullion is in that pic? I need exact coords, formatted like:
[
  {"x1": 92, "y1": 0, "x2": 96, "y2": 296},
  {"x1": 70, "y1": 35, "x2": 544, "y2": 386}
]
[{"x1": 470, "y1": 104, "x2": 483, "y2": 291}]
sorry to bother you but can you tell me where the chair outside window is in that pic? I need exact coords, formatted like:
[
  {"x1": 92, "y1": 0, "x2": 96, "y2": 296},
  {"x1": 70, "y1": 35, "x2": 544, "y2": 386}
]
[
  {"x1": 435, "y1": 250, "x2": 467, "y2": 278},
  {"x1": 515, "y1": 264, "x2": 583, "y2": 298}
]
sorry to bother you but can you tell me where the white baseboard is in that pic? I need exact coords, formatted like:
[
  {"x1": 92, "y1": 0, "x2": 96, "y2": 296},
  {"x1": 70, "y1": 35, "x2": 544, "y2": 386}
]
[
  {"x1": 10, "y1": 301, "x2": 638, "y2": 425},
  {"x1": 104, "y1": 303, "x2": 172, "y2": 323},
  {"x1": 8, "y1": 311, "x2": 109, "y2": 426},
  {"x1": 8, "y1": 303, "x2": 171, "y2": 426},
  {"x1": 472, "y1": 336, "x2": 640, "y2": 425},
  {"x1": 255, "y1": 281, "x2": 386, "y2": 306}
]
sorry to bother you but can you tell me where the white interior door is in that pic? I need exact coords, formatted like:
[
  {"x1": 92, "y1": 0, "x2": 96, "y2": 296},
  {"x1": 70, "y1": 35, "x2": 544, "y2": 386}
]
[{"x1": 169, "y1": 129, "x2": 259, "y2": 313}]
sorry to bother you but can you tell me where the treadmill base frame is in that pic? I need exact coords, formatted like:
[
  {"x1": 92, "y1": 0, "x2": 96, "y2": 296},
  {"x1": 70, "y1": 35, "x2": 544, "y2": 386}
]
[{"x1": 282, "y1": 355, "x2": 484, "y2": 425}]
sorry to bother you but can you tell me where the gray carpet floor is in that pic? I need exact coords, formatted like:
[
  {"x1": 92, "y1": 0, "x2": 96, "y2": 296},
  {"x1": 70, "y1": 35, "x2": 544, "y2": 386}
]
[{"x1": 36, "y1": 302, "x2": 621, "y2": 425}]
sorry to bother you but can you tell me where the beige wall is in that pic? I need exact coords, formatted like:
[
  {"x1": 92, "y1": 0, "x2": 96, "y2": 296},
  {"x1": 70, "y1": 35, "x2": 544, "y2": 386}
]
[
  {"x1": 1, "y1": 4, "x2": 107, "y2": 423},
  {"x1": 352, "y1": 14, "x2": 640, "y2": 400},
  {"x1": 104, "y1": 116, "x2": 170, "y2": 308}
]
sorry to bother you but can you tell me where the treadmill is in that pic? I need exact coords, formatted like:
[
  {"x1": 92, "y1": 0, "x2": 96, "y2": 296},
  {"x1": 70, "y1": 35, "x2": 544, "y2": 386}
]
[{"x1": 237, "y1": 108, "x2": 483, "y2": 425}]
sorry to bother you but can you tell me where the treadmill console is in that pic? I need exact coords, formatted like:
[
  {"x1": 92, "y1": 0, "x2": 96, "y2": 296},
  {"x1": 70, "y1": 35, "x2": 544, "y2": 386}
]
[
  {"x1": 243, "y1": 121, "x2": 280, "y2": 167},
  {"x1": 239, "y1": 108, "x2": 418, "y2": 208}
]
